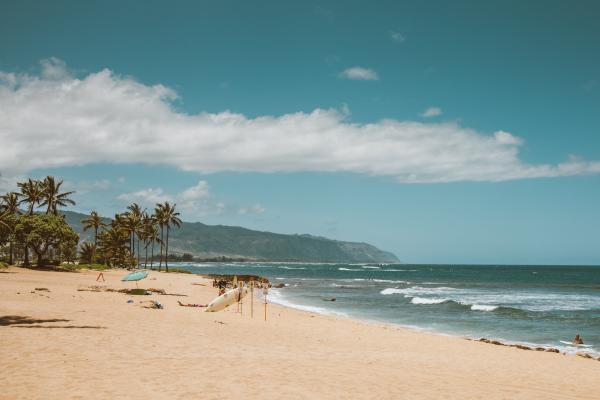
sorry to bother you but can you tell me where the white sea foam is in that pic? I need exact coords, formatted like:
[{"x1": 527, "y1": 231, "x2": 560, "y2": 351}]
[
  {"x1": 380, "y1": 288, "x2": 405, "y2": 295},
  {"x1": 267, "y1": 289, "x2": 347, "y2": 317},
  {"x1": 373, "y1": 279, "x2": 411, "y2": 284},
  {"x1": 410, "y1": 297, "x2": 448, "y2": 305},
  {"x1": 338, "y1": 267, "x2": 357, "y2": 271},
  {"x1": 470, "y1": 304, "x2": 499, "y2": 312},
  {"x1": 381, "y1": 269, "x2": 417, "y2": 272},
  {"x1": 278, "y1": 266, "x2": 307, "y2": 270},
  {"x1": 362, "y1": 266, "x2": 381, "y2": 269}
]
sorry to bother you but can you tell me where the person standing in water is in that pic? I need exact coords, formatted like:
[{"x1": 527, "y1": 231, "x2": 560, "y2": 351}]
[{"x1": 573, "y1": 334, "x2": 584, "y2": 345}]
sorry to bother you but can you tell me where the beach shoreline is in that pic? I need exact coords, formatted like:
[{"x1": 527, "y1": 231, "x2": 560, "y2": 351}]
[
  {"x1": 1, "y1": 266, "x2": 600, "y2": 399},
  {"x1": 267, "y1": 285, "x2": 599, "y2": 358}
]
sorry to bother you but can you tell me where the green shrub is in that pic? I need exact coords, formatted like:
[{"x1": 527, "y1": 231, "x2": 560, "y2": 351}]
[{"x1": 60, "y1": 263, "x2": 110, "y2": 271}]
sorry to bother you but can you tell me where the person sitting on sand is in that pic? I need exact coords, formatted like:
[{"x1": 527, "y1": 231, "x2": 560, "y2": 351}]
[{"x1": 573, "y1": 334, "x2": 584, "y2": 345}]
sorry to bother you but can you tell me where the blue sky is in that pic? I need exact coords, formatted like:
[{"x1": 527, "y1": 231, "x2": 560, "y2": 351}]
[{"x1": 1, "y1": 0, "x2": 599, "y2": 264}]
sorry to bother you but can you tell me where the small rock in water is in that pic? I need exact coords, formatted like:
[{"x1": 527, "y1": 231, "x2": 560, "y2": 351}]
[{"x1": 479, "y1": 338, "x2": 490, "y2": 343}]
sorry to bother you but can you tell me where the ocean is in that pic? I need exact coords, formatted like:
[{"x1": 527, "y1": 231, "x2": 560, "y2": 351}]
[{"x1": 170, "y1": 262, "x2": 600, "y2": 355}]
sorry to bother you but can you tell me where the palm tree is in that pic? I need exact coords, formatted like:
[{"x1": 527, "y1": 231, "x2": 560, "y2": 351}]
[
  {"x1": 79, "y1": 242, "x2": 96, "y2": 264},
  {"x1": 156, "y1": 202, "x2": 181, "y2": 272},
  {"x1": 81, "y1": 210, "x2": 104, "y2": 262},
  {"x1": 126, "y1": 203, "x2": 144, "y2": 265},
  {"x1": 18, "y1": 179, "x2": 43, "y2": 215},
  {"x1": 139, "y1": 213, "x2": 154, "y2": 268},
  {"x1": 148, "y1": 224, "x2": 161, "y2": 270},
  {"x1": 154, "y1": 204, "x2": 165, "y2": 271},
  {"x1": 17, "y1": 179, "x2": 43, "y2": 266},
  {"x1": 98, "y1": 225, "x2": 130, "y2": 268},
  {"x1": 1, "y1": 192, "x2": 20, "y2": 264},
  {"x1": 39, "y1": 176, "x2": 75, "y2": 215}
]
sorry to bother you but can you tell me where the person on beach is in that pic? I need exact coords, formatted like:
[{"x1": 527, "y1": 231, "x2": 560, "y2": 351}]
[{"x1": 573, "y1": 334, "x2": 584, "y2": 345}]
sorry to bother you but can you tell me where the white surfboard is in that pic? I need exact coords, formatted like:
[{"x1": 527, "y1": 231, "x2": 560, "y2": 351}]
[
  {"x1": 205, "y1": 287, "x2": 250, "y2": 312},
  {"x1": 559, "y1": 340, "x2": 593, "y2": 348}
]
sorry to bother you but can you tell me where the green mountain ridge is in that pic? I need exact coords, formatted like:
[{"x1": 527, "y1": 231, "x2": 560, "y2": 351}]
[{"x1": 62, "y1": 210, "x2": 399, "y2": 263}]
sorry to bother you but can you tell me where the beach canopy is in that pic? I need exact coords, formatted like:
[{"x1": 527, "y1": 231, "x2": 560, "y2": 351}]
[{"x1": 121, "y1": 271, "x2": 149, "y2": 282}]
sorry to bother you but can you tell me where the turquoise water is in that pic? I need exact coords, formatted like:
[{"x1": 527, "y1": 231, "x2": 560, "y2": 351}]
[{"x1": 171, "y1": 262, "x2": 600, "y2": 355}]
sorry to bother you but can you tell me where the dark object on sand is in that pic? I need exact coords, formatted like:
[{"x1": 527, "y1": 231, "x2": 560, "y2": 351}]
[
  {"x1": 127, "y1": 288, "x2": 150, "y2": 296},
  {"x1": 142, "y1": 300, "x2": 163, "y2": 309},
  {"x1": 274, "y1": 283, "x2": 285, "y2": 288},
  {"x1": 322, "y1": 298, "x2": 336, "y2": 302},
  {"x1": 177, "y1": 300, "x2": 207, "y2": 308}
]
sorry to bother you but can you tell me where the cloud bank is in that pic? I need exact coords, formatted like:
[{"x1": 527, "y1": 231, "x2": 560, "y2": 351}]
[
  {"x1": 117, "y1": 180, "x2": 263, "y2": 217},
  {"x1": 1, "y1": 59, "x2": 599, "y2": 184}
]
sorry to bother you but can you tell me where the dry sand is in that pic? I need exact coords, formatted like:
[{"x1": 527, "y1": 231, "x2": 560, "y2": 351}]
[{"x1": 1, "y1": 266, "x2": 599, "y2": 399}]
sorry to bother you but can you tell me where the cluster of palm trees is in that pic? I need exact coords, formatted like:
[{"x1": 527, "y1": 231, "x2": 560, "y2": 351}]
[
  {"x1": 0, "y1": 176, "x2": 76, "y2": 265},
  {"x1": 1, "y1": 175, "x2": 183, "y2": 270},
  {"x1": 81, "y1": 202, "x2": 181, "y2": 271}
]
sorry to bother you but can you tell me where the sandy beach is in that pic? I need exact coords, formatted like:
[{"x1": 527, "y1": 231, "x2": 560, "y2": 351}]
[{"x1": 1, "y1": 267, "x2": 599, "y2": 400}]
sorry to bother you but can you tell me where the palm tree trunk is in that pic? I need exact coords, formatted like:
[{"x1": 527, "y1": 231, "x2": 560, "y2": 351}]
[
  {"x1": 9, "y1": 237, "x2": 13, "y2": 265},
  {"x1": 159, "y1": 225, "x2": 164, "y2": 272},
  {"x1": 24, "y1": 245, "x2": 30, "y2": 266},
  {"x1": 93, "y1": 227, "x2": 98, "y2": 263},
  {"x1": 137, "y1": 236, "x2": 140, "y2": 267},
  {"x1": 165, "y1": 226, "x2": 170, "y2": 272},
  {"x1": 150, "y1": 241, "x2": 154, "y2": 270},
  {"x1": 144, "y1": 241, "x2": 148, "y2": 269}
]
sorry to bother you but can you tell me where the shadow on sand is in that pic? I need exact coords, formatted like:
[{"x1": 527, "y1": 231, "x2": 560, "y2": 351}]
[{"x1": 0, "y1": 315, "x2": 105, "y2": 329}]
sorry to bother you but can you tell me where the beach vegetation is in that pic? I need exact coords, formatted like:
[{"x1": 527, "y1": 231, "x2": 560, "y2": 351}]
[
  {"x1": 14, "y1": 214, "x2": 79, "y2": 267},
  {"x1": 81, "y1": 210, "x2": 105, "y2": 262},
  {"x1": 2, "y1": 176, "x2": 183, "y2": 270},
  {"x1": 154, "y1": 202, "x2": 182, "y2": 272},
  {"x1": 39, "y1": 176, "x2": 75, "y2": 215},
  {"x1": 61, "y1": 262, "x2": 110, "y2": 271}
]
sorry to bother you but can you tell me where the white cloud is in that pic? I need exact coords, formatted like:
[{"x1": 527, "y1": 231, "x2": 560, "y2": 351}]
[
  {"x1": 117, "y1": 180, "x2": 235, "y2": 218},
  {"x1": 339, "y1": 67, "x2": 379, "y2": 81},
  {"x1": 239, "y1": 204, "x2": 266, "y2": 215},
  {"x1": 117, "y1": 187, "x2": 173, "y2": 206},
  {"x1": 1, "y1": 59, "x2": 600, "y2": 184},
  {"x1": 421, "y1": 107, "x2": 442, "y2": 118},
  {"x1": 389, "y1": 31, "x2": 406, "y2": 43}
]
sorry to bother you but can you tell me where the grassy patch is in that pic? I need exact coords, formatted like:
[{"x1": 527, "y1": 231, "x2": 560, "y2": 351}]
[{"x1": 61, "y1": 263, "x2": 111, "y2": 271}]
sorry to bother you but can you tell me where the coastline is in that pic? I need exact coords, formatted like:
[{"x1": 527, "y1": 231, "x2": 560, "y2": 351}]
[
  {"x1": 268, "y1": 286, "x2": 599, "y2": 358},
  {"x1": 1, "y1": 267, "x2": 600, "y2": 399}
]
